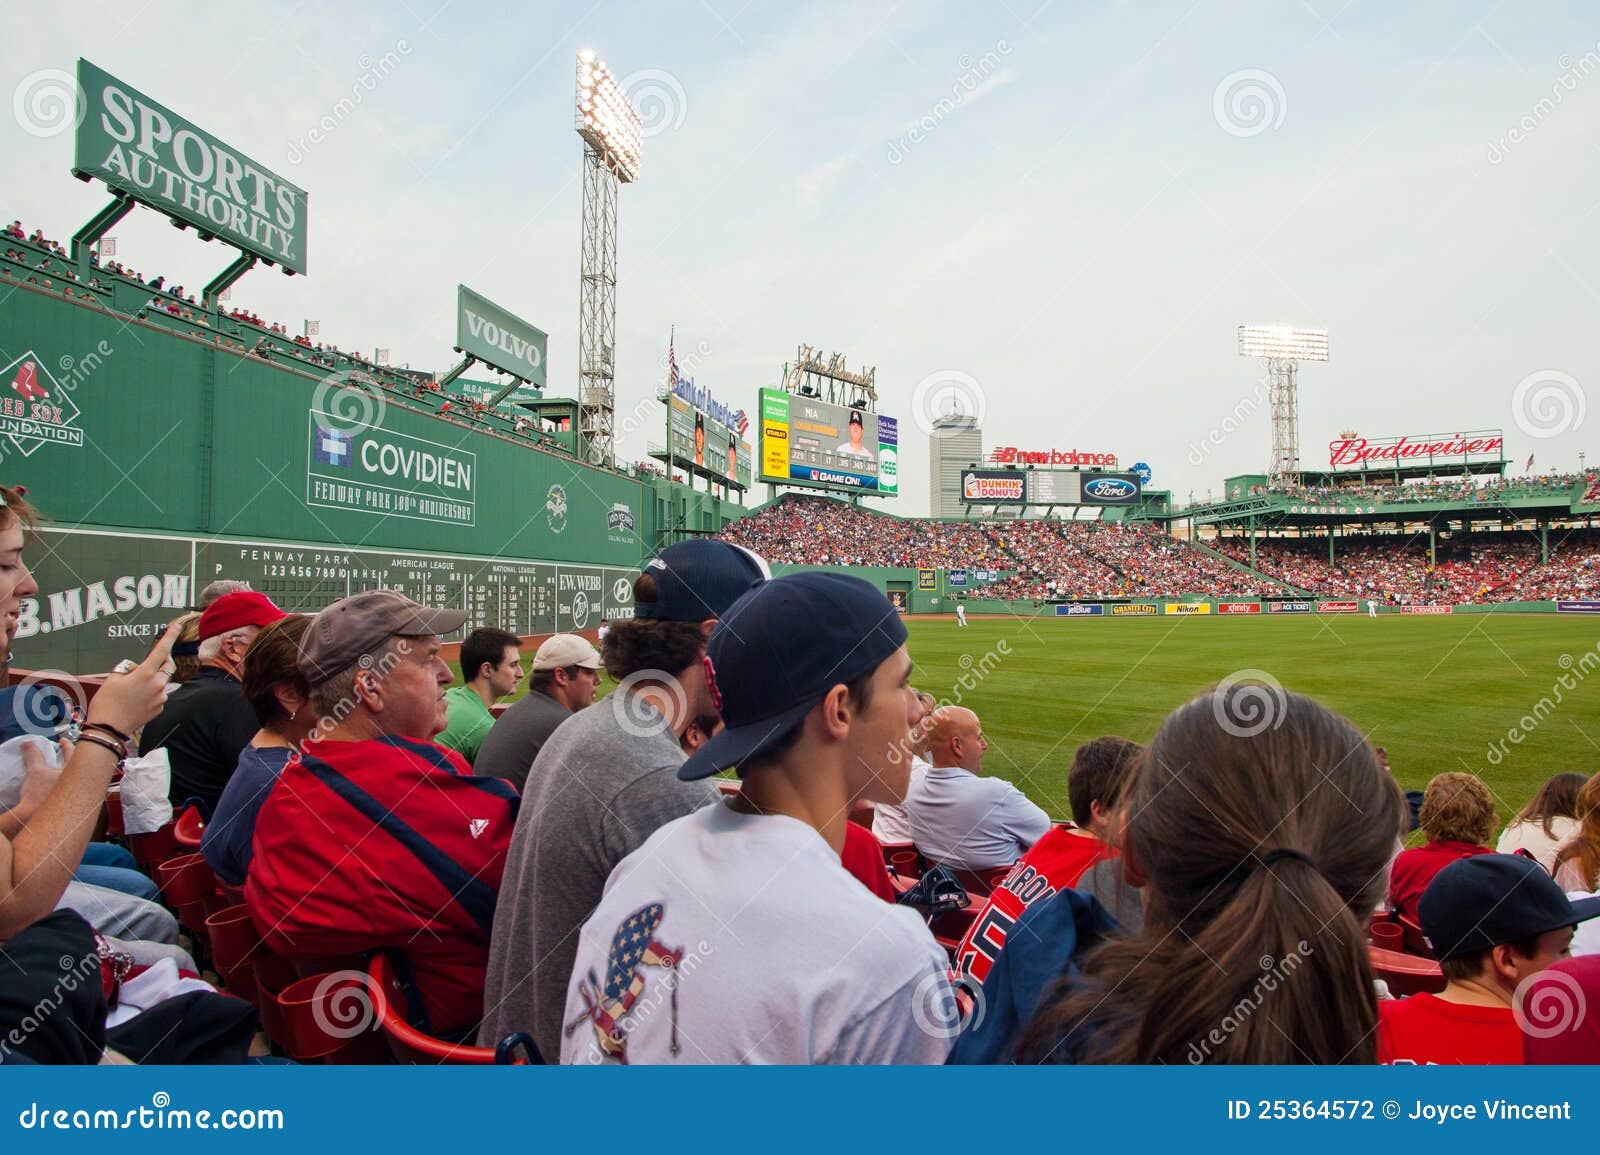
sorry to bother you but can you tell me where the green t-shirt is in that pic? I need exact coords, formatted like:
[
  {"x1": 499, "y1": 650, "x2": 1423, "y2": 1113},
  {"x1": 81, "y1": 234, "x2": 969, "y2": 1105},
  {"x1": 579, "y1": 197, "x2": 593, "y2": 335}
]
[{"x1": 437, "y1": 684, "x2": 495, "y2": 765}]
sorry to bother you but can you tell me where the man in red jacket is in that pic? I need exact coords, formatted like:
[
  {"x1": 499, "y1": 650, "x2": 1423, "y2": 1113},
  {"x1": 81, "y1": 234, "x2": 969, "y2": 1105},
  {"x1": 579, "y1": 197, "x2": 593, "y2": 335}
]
[{"x1": 246, "y1": 590, "x2": 519, "y2": 1039}]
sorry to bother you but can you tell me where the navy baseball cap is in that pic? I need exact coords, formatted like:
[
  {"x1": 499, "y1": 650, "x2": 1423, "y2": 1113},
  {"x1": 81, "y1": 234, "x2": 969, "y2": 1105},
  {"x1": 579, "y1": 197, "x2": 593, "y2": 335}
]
[
  {"x1": 678, "y1": 571, "x2": 909, "y2": 780},
  {"x1": 634, "y1": 539, "x2": 768, "y2": 622},
  {"x1": 1419, "y1": 853, "x2": 1600, "y2": 961}
]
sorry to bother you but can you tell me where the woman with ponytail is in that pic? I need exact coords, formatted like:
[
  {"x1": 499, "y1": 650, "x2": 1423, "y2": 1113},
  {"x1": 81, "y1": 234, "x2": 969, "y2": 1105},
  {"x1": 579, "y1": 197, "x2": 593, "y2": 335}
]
[{"x1": 1015, "y1": 682, "x2": 1408, "y2": 1064}]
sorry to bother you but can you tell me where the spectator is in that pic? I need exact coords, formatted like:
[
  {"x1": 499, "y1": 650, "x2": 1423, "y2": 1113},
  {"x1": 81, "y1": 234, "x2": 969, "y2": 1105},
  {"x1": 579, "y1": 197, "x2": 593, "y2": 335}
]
[
  {"x1": 1388, "y1": 771, "x2": 1497, "y2": 923},
  {"x1": 561, "y1": 572, "x2": 952, "y2": 1063},
  {"x1": 138, "y1": 590, "x2": 286, "y2": 812},
  {"x1": 870, "y1": 689, "x2": 937, "y2": 844},
  {"x1": 473, "y1": 633, "x2": 601, "y2": 792},
  {"x1": 196, "y1": 579, "x2": 252, "y2": 608},
  {"x1": 246, "y1": 590, "x2": 519, "y2": 1038},
  {"x1": 436, "y1": 627, "x2": 523, "y2": 766},
  {"x1": 0, "y1": 484, "x2": 181, "y2": 940},
  {"x1": 478, "y1": 539, "x2": 766, "y2": 1061},
  {"x1": 1552, "y1": 773, "x2": 1600, "y2": 893},
  {"x1": 1497, "y1": 771, "x2": 1587, "y2": 871},
  {"x1": 953, "y1": 736, "x2": 1144, "y2": 987},
  {"x1": 200, "y1": 615, "x2": 312, "y2": 887},
  {"x1": 1379, "y1": 854, "x2": 1600, "y2": 1064},
  {"x1": 1522, "y1": 956, "x2": 1600, "y2": 1063},
  {"x1": 167, "y1": 610, "x2": 203, "y2": 686},
  {"x1": 906, "y1": 706, "x2": 1050, "y2": 871},
  {"x1": 1014, "y1": 685, "x2": 1408, "y2": 1064}
]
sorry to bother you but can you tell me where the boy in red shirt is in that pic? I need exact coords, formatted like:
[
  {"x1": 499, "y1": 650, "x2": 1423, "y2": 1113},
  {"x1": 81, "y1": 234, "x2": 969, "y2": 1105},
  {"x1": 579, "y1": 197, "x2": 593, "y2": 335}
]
[
  {"x1": 1379, "y1": 854, "x2": 1600, "y2": 1064},
  {"x1": 954, "y1": 736, "x2": 1142, "y2": 985}
]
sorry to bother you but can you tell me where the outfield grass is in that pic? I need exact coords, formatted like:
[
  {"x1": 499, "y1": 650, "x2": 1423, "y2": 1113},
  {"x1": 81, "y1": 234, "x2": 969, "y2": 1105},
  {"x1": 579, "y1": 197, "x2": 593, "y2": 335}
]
[
  {"x1": 904, "y1": 613, "x2": 1600, "y2": 823},
  {"x1": 459, "y1": 613, "x2": 1600, "y2": 825}
]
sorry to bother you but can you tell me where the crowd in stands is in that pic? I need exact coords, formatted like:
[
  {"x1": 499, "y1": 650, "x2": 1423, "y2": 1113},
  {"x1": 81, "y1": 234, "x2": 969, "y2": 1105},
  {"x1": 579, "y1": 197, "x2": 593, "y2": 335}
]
[
  {"x1": 5, "y1": 486, "x2": 1600, "y2": 1066},
  {"x1": 1213, "y1": 529, "x2": 1600, "y2": 604},
  {"x1": 719, "y1": 494, "x2": 1010, "y2": 570},
  {"x1": 1263, "y1": 472, "x2": 1592, "y2": 507},
  {"x1": 2, "y1": 219, "x2": 609, "y2": 463},
  {"x1": 719, "y1": 496, "x2": 1275, "y2": 601}
]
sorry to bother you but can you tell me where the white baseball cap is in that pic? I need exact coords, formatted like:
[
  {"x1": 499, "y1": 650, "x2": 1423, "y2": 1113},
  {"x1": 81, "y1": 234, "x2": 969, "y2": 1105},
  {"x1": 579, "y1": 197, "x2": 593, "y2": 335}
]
[{"x1": 531, "y1": 633, "x2": 601, "y2": 672}]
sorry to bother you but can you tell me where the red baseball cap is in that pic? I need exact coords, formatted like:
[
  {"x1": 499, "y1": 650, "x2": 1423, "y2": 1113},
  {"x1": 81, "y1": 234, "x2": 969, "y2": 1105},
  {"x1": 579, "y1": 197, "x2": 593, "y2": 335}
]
[{"x1": 197, "y1": 590, "x2": 288, "y2": 640}]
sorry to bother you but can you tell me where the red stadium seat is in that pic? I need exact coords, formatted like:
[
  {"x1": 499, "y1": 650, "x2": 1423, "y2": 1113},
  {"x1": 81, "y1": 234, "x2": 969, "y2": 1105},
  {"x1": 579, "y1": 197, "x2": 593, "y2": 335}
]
[
  {"x1": 155, "y1": 851, "x2": 219, "y2": 940},
  {"x1": 1396, "y1": 913, "x2": 1434, "y2": 958},
  {"x1": 1369, "y1": 945, "x2": 1446, "y2": 997},
  {"x1": 204, "y1": 904, "x2": 263, "y2": 1004},
  {"x1": 880, "y1": 841, "x2": 923, "y2": 878},
  {"x1": 126, "y1": 820, "x2": 181, "y2": 874},
  {"x1": 950, "y1": 864, "x2": 1013, "y2": 898},
  {"x1": 173, "y1": 804, "x2": 205, "y2": 848},
  {"x1": 272, "y1": 970, "x2": 389, "y2": 1064},
  {"x1": 367, "y1": 953, "x2": 540, "y2": 1065}
]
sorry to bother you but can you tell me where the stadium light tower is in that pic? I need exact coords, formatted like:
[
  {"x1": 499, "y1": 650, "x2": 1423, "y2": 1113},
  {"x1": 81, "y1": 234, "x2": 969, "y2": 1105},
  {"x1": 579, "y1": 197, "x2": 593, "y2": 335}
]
[
  {"x1": 1237, "y1": 324, "x2": 1329, "y2": 490},
  {"x1": 574, "y1": 51, "x2": 644, "y2": 468}
]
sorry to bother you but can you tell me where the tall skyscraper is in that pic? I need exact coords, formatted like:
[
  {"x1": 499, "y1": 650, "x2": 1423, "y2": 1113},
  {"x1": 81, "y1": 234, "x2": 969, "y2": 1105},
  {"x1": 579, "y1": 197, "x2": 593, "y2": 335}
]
[{"x1": 928, "y1": 413, "x2": 983, "y2": 518}]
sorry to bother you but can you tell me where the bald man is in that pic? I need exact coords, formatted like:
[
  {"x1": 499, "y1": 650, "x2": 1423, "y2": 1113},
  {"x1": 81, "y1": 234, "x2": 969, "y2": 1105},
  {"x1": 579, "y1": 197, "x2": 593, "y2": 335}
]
[{"x1": 904, "y1": 706, "x2": 1051, "y2": 871}]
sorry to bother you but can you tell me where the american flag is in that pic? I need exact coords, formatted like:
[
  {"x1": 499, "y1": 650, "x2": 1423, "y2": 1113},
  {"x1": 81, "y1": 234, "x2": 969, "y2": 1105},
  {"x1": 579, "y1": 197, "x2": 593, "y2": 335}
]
[{"x1": 568, "y1": 902, "x2": 683, "y2": 1062}]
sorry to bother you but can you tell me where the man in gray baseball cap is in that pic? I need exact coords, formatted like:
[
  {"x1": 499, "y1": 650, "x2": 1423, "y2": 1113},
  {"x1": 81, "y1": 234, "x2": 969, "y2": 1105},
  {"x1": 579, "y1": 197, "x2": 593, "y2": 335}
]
[
  {"x1": 247, "y1": 589, "x2": 521, "y2": 1038},
  {"x1": 473, "y1": 633, "x2": 603, "y2": 792}
]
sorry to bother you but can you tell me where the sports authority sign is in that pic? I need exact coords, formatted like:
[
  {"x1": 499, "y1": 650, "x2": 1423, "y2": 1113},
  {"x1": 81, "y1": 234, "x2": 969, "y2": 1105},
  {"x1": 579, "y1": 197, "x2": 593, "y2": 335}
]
[
  {"x1": 75, "y1": 59, "x2": 308, "y2": 274},
  {"x1": 456, "y1": 286, "x2": 547, "y2": 387},
  {"x1": 1326, "y1": 430, "x2": 1504, "y2": 470}
]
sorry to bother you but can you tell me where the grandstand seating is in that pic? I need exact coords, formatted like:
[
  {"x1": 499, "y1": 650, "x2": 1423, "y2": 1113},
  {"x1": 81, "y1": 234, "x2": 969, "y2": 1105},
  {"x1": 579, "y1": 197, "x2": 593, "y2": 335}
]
[{"x1": 723, "y1": 493, "x2": 1600, "y2": 606}]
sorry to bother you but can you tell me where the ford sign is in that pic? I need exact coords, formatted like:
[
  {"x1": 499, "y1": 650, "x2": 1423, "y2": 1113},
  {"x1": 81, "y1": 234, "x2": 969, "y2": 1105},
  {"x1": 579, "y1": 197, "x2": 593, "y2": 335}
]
[{"x1": 1083, "y1": 477, "x2": 1136, "y2": 500}]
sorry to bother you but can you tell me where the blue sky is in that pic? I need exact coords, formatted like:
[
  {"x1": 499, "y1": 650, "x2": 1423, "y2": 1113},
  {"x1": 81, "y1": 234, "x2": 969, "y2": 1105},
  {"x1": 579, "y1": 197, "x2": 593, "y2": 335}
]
[{"x1": 4, "y1": 0, "x2": 1599, "y2": 512}]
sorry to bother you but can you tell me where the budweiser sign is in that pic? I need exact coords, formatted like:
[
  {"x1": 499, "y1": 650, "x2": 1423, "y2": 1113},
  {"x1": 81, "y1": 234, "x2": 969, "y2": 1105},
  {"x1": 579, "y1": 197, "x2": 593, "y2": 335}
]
[
  {"x1": 990, "y1": 446, "x2": 1118, "y2": 468},
  {"x1": 1327, "y1": 432, "x2": 1503, "y2": 469}
]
